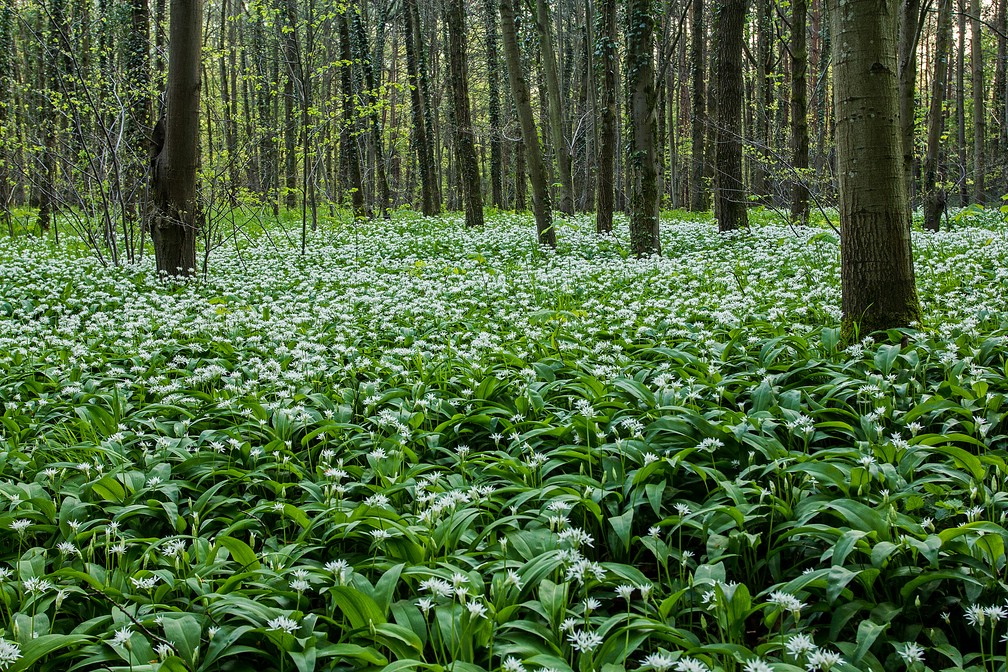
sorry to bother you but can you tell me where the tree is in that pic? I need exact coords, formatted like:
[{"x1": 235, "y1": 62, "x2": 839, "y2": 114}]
[
  {"x1": 897, "y1": 0, "x2": 926, "y2": 201},
  {"x1": 445, "y1": 0, "x2": 484, "y2": 228},
  {"x1": 971, "y1": 0, "x2": 985, "y2": 203},
  {"x1": 922, "y1": 0, "x2": 952, "y2": 231},
  {"x1": 533, "y1": 0, "x2": 574, "y2": 215},
  {"x1": 688, "y1": 0, "x2": 707, "y2": 212},
  {"x1": 712, "y1": 0, "x2": 748, "y2": 232},
  {"x1": 829, "y1": 0, "x2": 921, "y2": 335},
  {"x1": 403, "y1": 0, "x2": 439, "y2": 216},
  {"x1": 337, "y1": 8, "x2": 364, "y2": 219},
  {"x1": 150, "y1": 0, "x2": 202, "y2": 276},
  {"x1": 595, "y1": 0, "x2": 617, "y2": 234},
  {"x1": 500, "y1": 0, "x2": 555, "y2": 247},
  {"x1": 791, "y1": 0, "x2": 811, "y2": 225},
  {"x1": 625, "y1": 0, "x2": 660, "y2": 255},
  {"x1": 483, "y1": 0, "x2": 504, "y2": 209}
]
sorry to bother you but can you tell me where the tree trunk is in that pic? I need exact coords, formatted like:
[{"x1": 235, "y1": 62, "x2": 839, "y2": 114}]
[
  {"x1": 923, "y1": 0, "x2": 952, "y2": 231},
  {"x1": 829, "y1": 0, "x2": 921, "y2": 336},
  {"x1": 500, "y1": 0, "x2": 555, "y2": 247},
  {"x1": 595, "y1": 0, "x2": 617, "y2": 233},
  {"x1": 350, "y1": 10, "x2": 389, "y2": 218},
  {"x1": 897, "y1": 0, "x2": 923, "y2": 203},
  {"x1": 752, "y1": 0, "x2": 772, "y2": 202},
  {"x1": 483, "y1": 0, "x2": 505, "y2": 208},
  {"x1": 404, "y1": 0, "x2": 439, "y2": 215},
  {"x1": 688, "y1": 0, "x2": 707, "y2": 211},
  {"x1": 218, "y1": 0, "x2": 238, "y2": 206},
  {"x1": 993, "y1": 0, "x2": 1007, "y2": 195},
  {"x1": 534, "y1": 0, "x2": 574, "y2": 214},
  {"x1": 626, "y1": 0, "x2": 660, "y2": 255},
  {"x1": 956, "y1": 0, "x2": 967, "y2": 205},
  {"x1": 791, "y1": 0, "x2": 810, "y2": 224},
  {"x1": 446, "y1": 0, "x2": 484, "y2": 228},
  {"x1": 712, "y1": 0, "x2": 748, "y2": 232},
  {"x1": 971, "y1": 0, "x2": 985, "y2": 204},
  {"x1": 338, "y1": 9, "x2": 364, "y2": 218},
  {"x1": 0, "y1": 3, "x2": 11, "y2": 230},
  {"x1": 151, "y1": 0, "x2": 201, "y2": 277}
]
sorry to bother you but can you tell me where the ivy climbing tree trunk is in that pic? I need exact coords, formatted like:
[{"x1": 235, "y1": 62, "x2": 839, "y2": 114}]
[
  {"x1": 500, "y1": 0, "x2": 555, "y2": 247},
  {"x1": 626, "y1": 0, "x2": 660, "y2": 255},
  {"x1": 151, "y1": 0, "x2": 202, "y2": 276},
  {"x1": 829, "y1": 0, "x2": 922, "y2": 336}
]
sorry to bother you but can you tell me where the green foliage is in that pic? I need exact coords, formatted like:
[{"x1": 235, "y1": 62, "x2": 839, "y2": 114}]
[{"x1": 0, "y1": 212, "x2": 1006, "y2": 671}]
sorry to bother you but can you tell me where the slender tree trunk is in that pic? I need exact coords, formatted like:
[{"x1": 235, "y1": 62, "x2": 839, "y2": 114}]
[
  {"x1": 626, "y1": 0, "x2": 660, "y2": 254},
  {"x1": 971, "y1": 0, "x2": 985, "y2": 204},
  {"x1": 338, "y1": 10, "x2": 364, "y2": 218},
  {"x1": 829, "y1": 0, "x2": 921, "y2": 336},
  {"x1": 151, "y1": 0, "x2": 202, "y2": 276},
  {"x1": 712, "y1": 0, "x2": 748, "y2": 232},
  {"x1": 483, "y1": 0, "x2": 504, "y2": 208},
  {"x1": 534, "y1": 0, "x2": 574, "y2": 214},
  {"x1": 404, "y1": 0, "x2": 439, "y2": 215},
  {"x1": 219, "y1": 0, "x2": 238, "y2": 206},
  {"x1": 753, "y1": 0, "x2": 772, "y2": 202},
  {"x1": 595, "y1": 0, "x2": 617, "y2": 233},
  {"x1": 898, "y1": 0, "x2": 923, "y2": 203},
  {"x1": 500, "y1": 0, "x2": 555, "y2": 246},
  {"x1": 923, "y1": 0, "x2": 952, "y2": 231},
  {"x1": 993, "y1": 0, "x2": 1007, "y2": 194},
  {"x1": 280, "y1": 0, "x2": 299, "y2": 211},
  {"x1": 446, "y1": 0, "x2": 484, "y2": 227},
  {"x1": 956, "y1": 0, "x2": 967, "y2": 205},
  {"x1": 791, "y1": 0, "x2": 811, "y2": 224},
  {"x1": 351, "y1": 9, "x2": 390, "y2": 218},
  {"x1": 688, "y1": 0, "x2": 707, "y2": 211},
  {"x1": 0, "y1": 4, "x2": 12, "y2": 230}
]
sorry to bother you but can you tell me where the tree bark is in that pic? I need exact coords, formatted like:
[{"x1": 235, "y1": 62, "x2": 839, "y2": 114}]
[
  {"x1": 534, "y1": 0, "x2": 574, "y2": 214},
  {"x1": 500, "y1": 0, "x2": 555, "y2": 247},
  {"x1": 923, "y1": 0, "x2": 952, "y2": 231},
  {"x1": 688, "y1": 0, "x2": 707, "y2": 211},
  {"x1": 483, "y1": 0, "x2": 504, "y2": 208},
  {"x1": 956, "y1": 0, "x2": 967, "y2": 205},
  {"x1": 753, "y1": 0, "x2": 772, "y2": 202},
  {"x1": 151, "y1": 0, "x2": 202, "y2": 276},
  {"x1": 404, "y1": 0, "x2": 440, "y2": 215},
  {"x1": 626, "y1": 0, "x2": 660, "y2": 255},
  {"x1": 446, "y1": 0, "x2": 484, "y2": 228},
  {"x1": 993, "y1": 0, "x2": 1007, "y2": 194},
  {"x1": 829, "y1": 0, "x2": 922, "y2": 336},
  {"x1": 595, "y1": 0, "x2": 617, "y2": 234},
  {"x1": 971, "y1": 0, "x2": 985, "y2": 204},
  {"x1": 338, "y1": 9, "x2": 364, "y2": 218},
  {"x1": 897, "y1": 0, "x2": 924, "y2": 203},
  {"x1": 712, "y1": 0, "x2": 748, "y2": 232},
  {"x1": 350, "y1": 9, "x2": 390, "y2": 218},
  {"x1": 791, "y1": 0, "x2": 811, "y2": 224}
]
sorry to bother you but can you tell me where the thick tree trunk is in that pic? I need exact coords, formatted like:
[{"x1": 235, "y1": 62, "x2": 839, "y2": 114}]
[
  {"x1": 923, "y1": 0, "x2": 952, "y2": 231},
  {"x1": 534, "y1": 0, "x2": 574, "y2": 214},
  {"x1": 688, "y1": 0, "x2": 707, "y2": 211},
  {"x1": 595, "y1": 0, "x2": 617, "y2": 234},
  {"x1": 483, "y1": 0, "x2": 504, "y2": 208},
  {"x1": 712, "y1": 0, "x2": 748, "y2": 232},
  {"x1": 791, "y1": 0, "x2": 811, "y2": 224},
  {"x1": 956, "y1": 0, "x2": 967, "y2": 205},
  {"x1": 500, "y1": 0, "x2": 555, "y2": 247},
  {"x1": 829, "y1": 0, "x2": 921, "y2": 336},
  {"x1": 626, "y1": 0, "x2": 660, "y2": 255},
  {"x1": 971, "y1": 0, "x2": 985, "y2": 204},
  {"x1": 446, "y1": 0, "x2": 484, "y2": 228},
  {"x1": 994, "y1": 0, "x2": 1007, "y2": 194},
  {"x1": 753, "y1": 0, "x2": 772, "y2": 202},
  {"x1": 151, "y1": 0, "x2": 202, "y2": 277}
]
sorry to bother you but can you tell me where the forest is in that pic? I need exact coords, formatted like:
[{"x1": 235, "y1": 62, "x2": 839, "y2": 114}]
[{"x1": 0, "y1": 0, "x2": 1007, "y2": 671}]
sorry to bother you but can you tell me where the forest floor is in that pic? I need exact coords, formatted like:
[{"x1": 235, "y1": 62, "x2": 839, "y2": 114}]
[{"x1": 0, "y1": 209, "x2": 1006, "y2": 672}]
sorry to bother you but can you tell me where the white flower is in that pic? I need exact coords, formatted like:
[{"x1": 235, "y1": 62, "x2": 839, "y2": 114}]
[
  {"x1": 785, "y1": 633, "x2": 816, "y2": 657},
  {"x1": 567, "y1": 629, "x2": 603, "y2": 653},
  {"x1": 502, "y1": 656, "x2": 526, "y2": 672},
  {"x1": 0, "y1": 638, "x2": 22, "y2": 670},
  {"x1": 9, "y1": 519, "x2": 30, "y2": 534},
  {"x1": 896, "y1": 642, "x2": 925, "y2": 666},
  {"x1": 155, "y1": 642, "x2": 174, "y2": 660},
  {"x1": 416, "y1": 597, "x2": 434, "y2": 614},
  {"x1": 616, "y1": 584, "x2": 635, "y2": 600},
  {"x1": 674, "y1": 657, "x2": 710, "y2": 672},
  {"x1": 805, "y1": 648, "x2": 843, "y2": 671},
  {"x1": 267, "y1": 615, "x2": 299, "y2": 634},
  {"x1": 769, "y1": 590, "x2": 807, "y2": 614},
  {"x1": 985, "y1": 605, "x2": 1008, "y2": 622},
  {"x1": 109, "y1": 627, "x2": 133, "y2": 647},
  {"x1": 640, "y1": 651, "x2": 675, "y2": 672},
  {"x1": 743, "y1": 658, "x2": 773, "y2": 672},
  {"x1": 465, "y1": 600, "x2": 488, "y2": 619}
]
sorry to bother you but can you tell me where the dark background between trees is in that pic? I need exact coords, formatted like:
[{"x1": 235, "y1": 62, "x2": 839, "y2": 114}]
[{"x1": 0, "y1": 0, "x2": 998, "y2": 329}]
